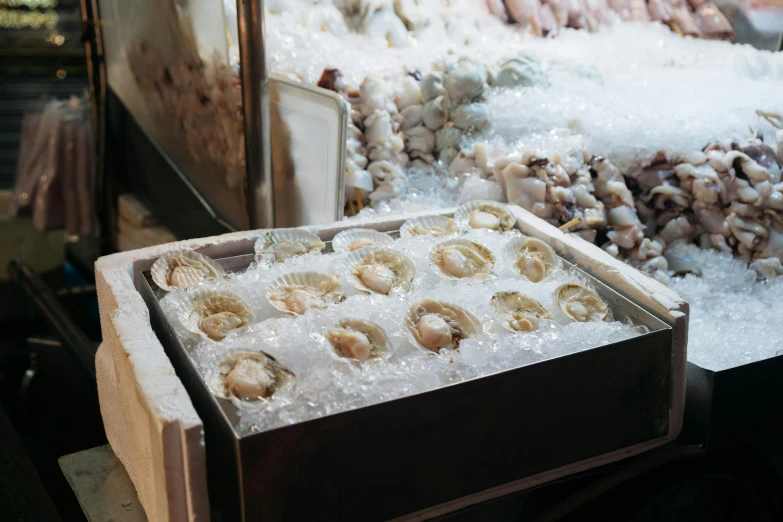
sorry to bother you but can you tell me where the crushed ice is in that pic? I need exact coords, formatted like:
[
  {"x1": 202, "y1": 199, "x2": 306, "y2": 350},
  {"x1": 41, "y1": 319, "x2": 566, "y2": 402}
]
[
  {"x1": 160, "y1": 229, "x2": 646, "y2": 436},
  {"x1": 667, "y1": 245, "x2": 783, "y2": 371}
]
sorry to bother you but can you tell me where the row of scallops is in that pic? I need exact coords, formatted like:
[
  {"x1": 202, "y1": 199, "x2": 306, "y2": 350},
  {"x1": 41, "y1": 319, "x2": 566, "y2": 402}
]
[{"x1": 151, "y1": 201, "x2": 611, "y2": 405}]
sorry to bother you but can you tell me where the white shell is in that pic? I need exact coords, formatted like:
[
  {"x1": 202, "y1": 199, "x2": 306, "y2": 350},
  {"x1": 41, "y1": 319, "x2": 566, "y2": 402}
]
[
  {"x1": 491, "y1": 291, "x2": 551, "y2": 333},
  {"x1": 344, "y1": 248, "x2": 416, "y2": 295},
  {"x1": 554, "y1": 283, "x2": 609, "y2": 323},
  {"x1": 399, "y1": 215, "x2": 459, "y2": 238},
  {"x1": 324, "y1": 318, "x2": 391, "y2": 363},
  {"x1": 266, "y1": 272, "x2": 346, "y2": 316},
  {"x1": 151, "y1": 251, "x2": 224, "y2": 292},
  {"x1": 404, "y1": 299, "x2": 482, "y2": 353},
  {"x1": 455, "y1": 200, "x2": 516, "y2": 232},
  {"x1": 208, "y1": 350, "x2": 295, "y2": 407},
  {"x1": 429, "y1": 239, "x2": 495, "y2": 281},
  {"x1": 177, "y1": 288, "x2": 254, "y2": 341},
  {"x1": 503, "y1": 236, "x2": 560, "y2": 283},
  {"x1": 254, "y1": 229, "x2": 325, "y2": 263},
  {"x1": 332, "y1": 229, "x2": 394, "y2": 253}
]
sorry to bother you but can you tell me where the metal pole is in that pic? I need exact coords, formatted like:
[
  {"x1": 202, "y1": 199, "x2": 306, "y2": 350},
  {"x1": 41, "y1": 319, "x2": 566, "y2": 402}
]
[{"x1": 236, "y1": 0, "x2": 274, "y2": 230}]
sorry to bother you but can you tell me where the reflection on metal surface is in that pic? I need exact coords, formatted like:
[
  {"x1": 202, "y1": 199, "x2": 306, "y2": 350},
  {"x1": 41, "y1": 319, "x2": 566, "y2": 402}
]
[
  {"x1": 270, "y1": 76, "x2": 347, "y2": 227},
  {"x1": 237, "y1": 0, "x2": 274, "y2": 229}
]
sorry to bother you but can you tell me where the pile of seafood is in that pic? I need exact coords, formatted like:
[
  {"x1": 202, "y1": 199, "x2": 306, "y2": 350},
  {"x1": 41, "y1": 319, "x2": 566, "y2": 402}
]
[
  {"x1": 489, "y1": 0, "x2": 734, "y2": 39},
  {"x1": 121, "y1": 0, "x2": 783, "y2": 283},
  {"x1": 156, "y1": 201, "x2": 644, "y2": 433}
]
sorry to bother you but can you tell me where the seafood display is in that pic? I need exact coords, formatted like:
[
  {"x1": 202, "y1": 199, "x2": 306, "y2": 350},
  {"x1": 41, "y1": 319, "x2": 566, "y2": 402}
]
[{"x1": 158, "y1": 215, "x2": 647, "y2": 434}]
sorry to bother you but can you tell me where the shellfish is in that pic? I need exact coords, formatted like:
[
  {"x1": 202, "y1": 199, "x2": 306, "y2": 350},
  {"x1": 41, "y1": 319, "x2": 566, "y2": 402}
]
[
  {"x1": 345, "y1": 248, "x2": 416, "y2": 294},
  {"x1": 324, "y1": 318, "x2": 391, "y2": 362},
  {"x1": 430, "y1": 239, "x2": 495, "y2": 280},
  {"x1": 399, "y1": 215, "x2": 458, "y2": 238},
  {"x1": 180, "y1": 290, "x2": 253, "y2": 341},
  {"x1": 491, "y1": 291, "x2": 552, "y2": 332},
  {"x1": 208, "y1": 351, "x2": 295, "y2": 405},
  {"x1": 504, "y1": 236, "x2": 559, "y2": 283},
  {"x1": 266, "y1": 272, "x2": 346, "y2": 315},
  {"x1": 255, "y1": 229, "x2": 325, "y2": 263},
  {"x1": 332, "y1": 228, "x2": 394, "y2": 253},
  {"x1": 554, "y1": 283, "x2": 609, "y2": 323},
  {"x1": 455, "y1": 200, "x2": 516, "y2": 232},
  {"x1": 404, "y1": 299, "x2": 482, "y2": 352},
  {"x1": 151, "y1": 251, "x2": 224, "y2": 292}
]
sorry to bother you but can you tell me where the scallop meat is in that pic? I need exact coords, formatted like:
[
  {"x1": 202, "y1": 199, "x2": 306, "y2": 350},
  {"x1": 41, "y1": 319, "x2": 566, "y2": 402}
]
[
  {"x1": 208, "y1": 351, "x2": 295, "y2": 406},
  {"x1": 266, "y1": 272, "x2": 346, "y2": 315},
  {"x1": 404, "y1": 299, "x2": 482, "y2": 353},
  {"x1": 430, "y1": 239, "x2": 494, "y2": 281},
  {"x1": 324, "y1": 318, "x2": 391, "y2": 362},
  {"x1": 504, "y1": 236, "x2": 559, "y2": 283},
  {"x1": 491, "y1": 291, "x2": 551, "y2": 333},
  {"x1": 180, "y1": 289, "x2": 253, "y2": 341},
  {"x1": 255, "y1": 229, "x2": 325, "y2": 263},
  {"x1": 345, "y1": 248, "x2": 415, "y2": 295},
  {"x1": 554, "y1": 283, "x2": 609, "y2": 323},
  {"x1": 455, "y1": 200, "x2": 516, "y2": 232}
]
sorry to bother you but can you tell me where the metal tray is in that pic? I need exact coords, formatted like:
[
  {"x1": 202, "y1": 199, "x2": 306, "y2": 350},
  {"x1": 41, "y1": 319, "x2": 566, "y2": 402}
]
[{"x1": 137, "y1": 227, "x2": 673, "y2": 522}]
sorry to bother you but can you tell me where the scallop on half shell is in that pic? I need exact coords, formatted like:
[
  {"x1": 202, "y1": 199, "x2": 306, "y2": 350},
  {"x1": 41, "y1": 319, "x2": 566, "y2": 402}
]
[
  {"x1": 504, "y1": 236, "x2": 560, "y2": 283},
  {"x1": 399, "y1": 215, "x2": 459, "y2": 238},
  {"x1": 179, "y1": 289, "x2": 254, "y2": 341},
  {"x1": 255, "y1": 229, "x2": 325, "y2": 263},
  {"x1": 430, "y1": 239, "x2": 494, "y2": 281},
  {"x1": 151, "y1": 251, "x2": 224, "y2": 292},
  {"x1": 266, "y1": 272, "x2": 346, "y2": 315},
  {"x1": 491, "y1": 291, "x2": 551, "y2": 333},
  {"x1": 345, "y1": 248, "x2": 416, "y2": 295},
  {"x1": 455, "y1": 200, "x2": 516, "y2": 232},
  {"x1": 404, "y1": 299, "x2": 482, "y2": 353},
  {"x1": 332, "y1": 229, "x2": 394, "y2": 253},
  {"x1": 554, "y1": 283, "x2": 609, "y2": 323},
  {"x1": 324, "y1": 318, "x2": 391, "y2": 362},
  {"x1": 208, "y1": 350, "x2": 295, "y2": 406}
]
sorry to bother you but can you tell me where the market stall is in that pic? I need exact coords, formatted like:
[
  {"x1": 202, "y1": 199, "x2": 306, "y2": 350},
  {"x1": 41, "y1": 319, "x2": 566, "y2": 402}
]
[{"x1": 85, "y1": 1, "x2": 783, "y2": 521}]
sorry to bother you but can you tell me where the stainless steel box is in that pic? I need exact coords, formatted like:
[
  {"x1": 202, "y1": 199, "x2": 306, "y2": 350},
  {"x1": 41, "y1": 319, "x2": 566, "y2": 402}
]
[{"x1": 136, "y1": 214, "x2": 682, "y2": 521}]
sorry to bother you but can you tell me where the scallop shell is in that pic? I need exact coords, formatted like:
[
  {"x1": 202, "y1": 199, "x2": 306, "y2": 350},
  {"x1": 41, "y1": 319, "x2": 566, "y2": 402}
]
[
  {"x1": 399, "y1": 215, "x2": 459, "y2": 238},
  {"x1": 332, "y1": 229, "x2": 394, "y2": 253},
  {"x1": 208, "y1": 350, "x2": 295, "y2": 407},
  {"x1": 178, "y1": 289, "x2": 254, "y2": 341},
  {"x1": 454, "y1": 200, "x2": 516, "y2": 232},
  {"x1": 554, "y1": 283, "x2": 609, "y2": 323},
  {"x1": 151, "y1": 251, "x2": 224, "y2": 292},
  {"x1": 429, "y1": 239, "x2": 495, "y2": 281},
  {"x1": 503, "y1": 236, "x2": 560, "y2": 283},
  {"x1": 254, "y1": 229, "x2": 325, "y2": 263},
  {"x1": 404, "y1": 299, "x2": 482, "y2": 353},
  {"x1": 491, "y1": 291, "x2": 551, "y2": 333},
  {"x1": 266, "y1": 272, "x2": 346, "y2": 316},
  {"x1": 344, "y1": 248, "x2": 416, "y2": 295},
  {"x1": 324, "y1": 318, "x2": 391, "y2": 363}
]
